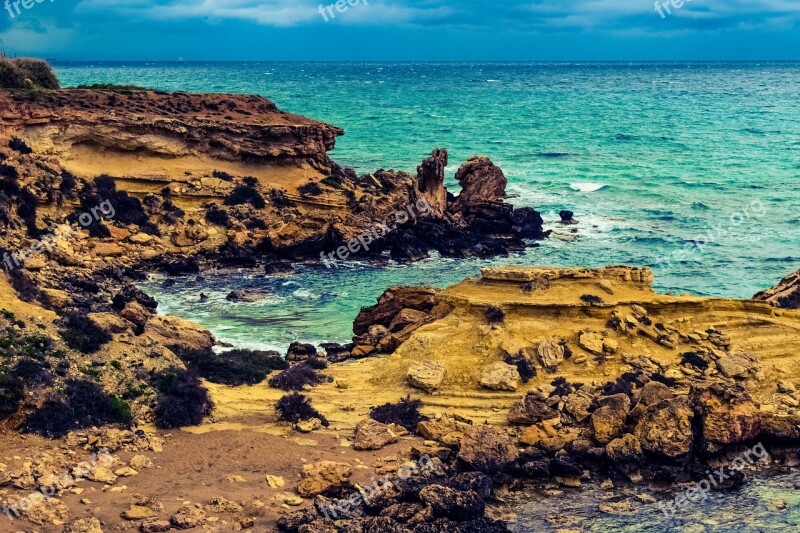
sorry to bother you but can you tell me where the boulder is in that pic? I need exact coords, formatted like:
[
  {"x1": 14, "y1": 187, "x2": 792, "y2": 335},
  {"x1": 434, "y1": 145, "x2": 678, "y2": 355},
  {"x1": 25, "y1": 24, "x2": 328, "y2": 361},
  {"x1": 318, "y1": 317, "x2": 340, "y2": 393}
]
[
  {"x1": 606, "y1": 434, "x2": 644, "y2": 481},
  {"x1": 479, "y1": 362, "x2": 520, "y2": 392},
  {"x1": 508, "y1": 391, "x2": 559, "y2": 425},
  {"x1": 407, "y1": 360, "x2": 447, "y2": 393},
  {"x1": 353, "y1": 419, "x2": 403, "y2": 451},
  {"x1": 419, "y1": 485, "x2": 485, "y2": 521},
  {"x1": 353, "y1": 286, "x2": 439, "y2": 336},
  {"x1": 451, "y1": 156, "x2": 507, "y2": 211},
  {"x1": 389, "y1": 308, "x2": 431, "y2": 333},
  {"x1": 140, "y1": 519, "x2": 171, "y2": 533},
  {"x1": 457, "y1": 425, "x2": 518, "y2": 474},
  {"x1": 297, "y1": 461, "x2": 352, "y2": 497},
  {"x1": 579, "y1": 332, "x2": 605, "y2": 355},
  {"x1": 169, "y1": 506, "x2": 206, "y2": 530},
  {"x1": 715, "y1": 352, "x2": 759, "y2": 379},
  {"x1": 226, "y1": 289, "x2": 269, "y2": 303},
  {"x1": 414, "y1": 148, "x2": 449, "y2": 218},
  {"x1": 630, "y1": 381, "x2": 674, "y2": 419},
  {"x1": 144, "y1": 315, "x2": 215, "y2": 352},
  {"x1": 690, "y1": 383, "x2": 761, "y2": 446},
  {"x1": 591, "y1": 396, "x2": 629, "y2": 445},
  {"x1": 634, "y1": 399, "x2": 694, "y2": 459},
  {"x1": 66, "y1": 518, "x2": 103, "y2": 533},
  {"x1": 753, "y1": 268, "x2": 800, "y2": 308},
  {"x1": 537, "y1": 339, "x2": 565, "y2": 368},
  {"x1": 286, "y1": 341, "x2": 318, "y2": 362}
]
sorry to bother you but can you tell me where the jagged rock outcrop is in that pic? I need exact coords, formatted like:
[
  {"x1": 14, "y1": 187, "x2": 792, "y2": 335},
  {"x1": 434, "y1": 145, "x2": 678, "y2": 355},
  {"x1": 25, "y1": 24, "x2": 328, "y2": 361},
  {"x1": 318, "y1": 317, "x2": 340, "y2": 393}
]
[
  {"x1": 450, "y1": 156, "x2": 507, "y2": 212},
  {"x1": 754, "y1": 269, "x2": 800, "y2": 309},
  {"x1": 415, "y1": 148, "x2": 448, "y2": 218}
]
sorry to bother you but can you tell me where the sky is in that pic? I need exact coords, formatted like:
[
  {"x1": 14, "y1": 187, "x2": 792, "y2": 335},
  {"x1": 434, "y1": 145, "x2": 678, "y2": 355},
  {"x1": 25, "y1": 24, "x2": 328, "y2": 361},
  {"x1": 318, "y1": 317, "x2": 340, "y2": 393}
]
[{"x1": 1, "y1": 0, "x2": 799, "y2": 61}]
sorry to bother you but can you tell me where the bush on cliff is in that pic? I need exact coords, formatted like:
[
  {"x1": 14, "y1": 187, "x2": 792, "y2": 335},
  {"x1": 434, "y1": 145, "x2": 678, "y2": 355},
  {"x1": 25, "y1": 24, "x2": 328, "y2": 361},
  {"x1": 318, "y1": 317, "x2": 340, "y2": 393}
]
[
  {"x1": 19, "y1": 380, "x2": 132, "y2": 438},
  {"x1": 205, "y1": 204, "x2": 231, "y2": 228},
  {"x1": 276, "y1": 392, "x2": 329, "y2": 427},
  {"x1": 268, "y1": 363, "x2": 331, "y2": 391},
  {"x1": 485, "y1": 306, "x2": 505, "y2": 324},
  {"x1": 0, "y1": 58, "x2": 59, "y2": 89},
  {"x1": 175, "y1": 347, "x2": 287, "y2": 386},
  {"x1": 151, "y1": 368, "x2": 213, "y2": 429},
  {"x1": 225, "y1": 184, "x2": 266, "y2": 209},
  {"x1": 370, "y1": 396, "x2": 428, "y2": 432},
  {"x1": 0, "y1": 368, "x2": 25, "y2": 419},
  {"x1": 58, "y1": 310, "x2": 112, "y2": 354}
]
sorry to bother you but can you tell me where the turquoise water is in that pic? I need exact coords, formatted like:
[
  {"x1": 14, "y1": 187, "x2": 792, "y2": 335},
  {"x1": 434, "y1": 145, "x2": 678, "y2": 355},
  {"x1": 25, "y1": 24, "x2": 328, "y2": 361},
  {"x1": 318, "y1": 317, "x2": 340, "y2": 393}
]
[{"x1": 55, "y1": 62, "x2": 800, "y2": 351}]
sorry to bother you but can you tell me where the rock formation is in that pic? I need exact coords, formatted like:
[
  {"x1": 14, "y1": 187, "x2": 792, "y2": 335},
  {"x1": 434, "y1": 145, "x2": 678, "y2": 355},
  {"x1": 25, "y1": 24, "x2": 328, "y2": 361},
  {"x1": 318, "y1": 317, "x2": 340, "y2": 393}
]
[{"x1": 754, "y1": 268, "x2": 800, "y2": 308}]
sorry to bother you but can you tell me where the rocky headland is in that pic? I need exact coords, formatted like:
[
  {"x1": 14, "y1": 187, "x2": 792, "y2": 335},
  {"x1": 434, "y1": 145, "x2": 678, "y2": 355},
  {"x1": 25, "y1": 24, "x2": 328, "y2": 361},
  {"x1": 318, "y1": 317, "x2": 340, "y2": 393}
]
[{"x1": 1, "y1": 66, "x2": 800, "y2": 531}]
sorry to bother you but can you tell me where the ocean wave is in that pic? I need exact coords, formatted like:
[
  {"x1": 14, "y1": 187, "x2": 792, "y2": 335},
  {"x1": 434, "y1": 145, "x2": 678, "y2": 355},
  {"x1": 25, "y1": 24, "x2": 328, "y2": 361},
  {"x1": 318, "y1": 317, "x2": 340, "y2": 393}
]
[
  {"x1": 570, "y1": 182, "x2": 607, "y2": 193},
  {"x1": 293, "y1": 288, "x2": 321, "y2": 300}
]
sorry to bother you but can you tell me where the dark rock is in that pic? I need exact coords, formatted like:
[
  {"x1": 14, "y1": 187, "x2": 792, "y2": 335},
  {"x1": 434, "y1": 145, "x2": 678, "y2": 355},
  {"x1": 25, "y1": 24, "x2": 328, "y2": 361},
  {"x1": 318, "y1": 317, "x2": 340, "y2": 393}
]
[
  {"x1": 450, "y1": 157, "x2": 507, "y2": 212},
  {"x1": 507, "y1": 391, "x2": 558, "y2": 425},
  {"x1": 634, "y1": 399, "x2": 694, "y2": 460},
  {"x1": 448, "y1": 472, "x2": 493, "y2": 500},
  {"x1": 415, "y1": 148, "x2": 448, "y2": 218},
  {"x1": 559, "y1": 210, "x2": 578, "y2": 224},
  {"x1": 457, "y1": 425, "x2": 518, "y2": 474},
  {"x1": 286, "y1": 341, "x2": 318, "y2": 362},
  {"x1": 419, "y1": 485, "x2": 485, "y2": 521},
  {"x1": 753, "y1": 269, "x2": 800, "y2": 309}
]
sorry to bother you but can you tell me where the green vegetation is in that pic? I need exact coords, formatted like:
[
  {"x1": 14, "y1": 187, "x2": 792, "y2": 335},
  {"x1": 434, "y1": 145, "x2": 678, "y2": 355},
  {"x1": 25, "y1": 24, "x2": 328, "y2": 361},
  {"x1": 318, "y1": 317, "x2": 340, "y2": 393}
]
[
  {"x1": 73, "y1": 83, "x2": 149, "y2": 91},
  {"x1": 0, "y1": 57, "x2": 59, "y2": 90},
  {"x1": 174, "y1": 347, "x2": 287, "y2": 386},
  {"x1": 58, "y1": 311, "x2": 112, "y2": 354},
  {"x1": 151, "y1": 368, "x2": 213, "y2": 429}
]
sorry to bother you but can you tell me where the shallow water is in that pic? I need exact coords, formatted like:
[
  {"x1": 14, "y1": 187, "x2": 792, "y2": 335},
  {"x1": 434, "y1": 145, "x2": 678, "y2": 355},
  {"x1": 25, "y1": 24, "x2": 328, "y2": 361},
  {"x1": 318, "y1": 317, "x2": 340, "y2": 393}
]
[{"x1": 509, "y1": 470, "x2": 800, "y2": 532}]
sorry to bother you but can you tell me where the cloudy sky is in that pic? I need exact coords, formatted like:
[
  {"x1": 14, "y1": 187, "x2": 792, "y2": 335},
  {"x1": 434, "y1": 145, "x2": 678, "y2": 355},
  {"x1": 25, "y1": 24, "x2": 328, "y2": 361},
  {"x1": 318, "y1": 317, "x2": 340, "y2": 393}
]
[{"x1": 1, "y1": 0, "x2": 799, "y2": 60}]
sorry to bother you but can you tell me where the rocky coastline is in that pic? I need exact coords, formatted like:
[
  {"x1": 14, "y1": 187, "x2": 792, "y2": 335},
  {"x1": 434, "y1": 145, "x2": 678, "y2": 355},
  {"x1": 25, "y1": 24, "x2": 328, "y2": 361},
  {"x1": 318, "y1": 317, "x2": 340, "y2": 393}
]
[{"x1": 1, "y1": 74, "x2": 800, "y2": 531}]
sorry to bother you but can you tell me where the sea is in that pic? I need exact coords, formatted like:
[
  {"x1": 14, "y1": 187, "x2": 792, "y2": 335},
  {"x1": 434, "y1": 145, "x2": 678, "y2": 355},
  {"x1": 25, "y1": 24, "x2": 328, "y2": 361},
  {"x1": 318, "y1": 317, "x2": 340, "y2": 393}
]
[
  {"x1": 54, "y1": 62, "x2": 800, "y2": 351},
  {"x1": 54, "y1": 61, "x2": 800, "y2": 532}
]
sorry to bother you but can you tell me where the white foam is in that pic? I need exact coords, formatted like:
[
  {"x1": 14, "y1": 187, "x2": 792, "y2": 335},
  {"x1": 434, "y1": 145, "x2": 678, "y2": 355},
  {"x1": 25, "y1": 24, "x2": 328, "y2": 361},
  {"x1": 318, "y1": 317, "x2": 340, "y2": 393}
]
[{"x1": 570, "y1": 182, "x2": 607, "y2": 193}]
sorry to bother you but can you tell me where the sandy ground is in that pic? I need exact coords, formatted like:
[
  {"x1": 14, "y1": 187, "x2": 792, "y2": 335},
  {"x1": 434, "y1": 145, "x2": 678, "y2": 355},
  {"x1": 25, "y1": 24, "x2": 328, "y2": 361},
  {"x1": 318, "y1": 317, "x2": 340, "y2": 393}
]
[{"x1": 0, "y1": 425, "x2": 417, "y2": 532}]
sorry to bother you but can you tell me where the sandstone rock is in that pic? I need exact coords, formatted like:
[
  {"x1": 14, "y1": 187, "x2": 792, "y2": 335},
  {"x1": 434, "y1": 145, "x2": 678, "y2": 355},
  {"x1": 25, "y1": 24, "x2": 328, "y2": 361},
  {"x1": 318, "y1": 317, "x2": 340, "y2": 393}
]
[
  {"x1": 122, "y1": 505, "x2": 156, "y2": 520},
  {"x1": 354, "y1": 286, "x2": 439, "y2": 336},
  {"x1": 206, "y1": 496, "x2": 243, "y2": 513},
  {"x1": 66, "y1": 517, "x2": 103, "y2": 533},
  {"x1": 417, "y1": 415, "x2": 471, "y2": 446},
  {"x1": 451, "y1": 156, "x2": 507, "y2": 211},
  {"x1": 508, "y1": 391, "x2": 559, "y2": 425},
  {"x1": 144, "y1": 315, "x2": 215, "y2": 351},
  {"x1": 591, "y1": 403, "x2": 627, "y2": 445},
  {"x1": 579, "y1": 332, "x2": 605, "y2": 355},
  {"x1": 120, "y1": 301, "x2": 151, "y2": 327},
  {"x1": 266, "y1": 475, "x2": 285, "y2": 488},
  {"x1": 630, "y1": 381, "x2": 674, "y2": 419},
  {"x1": 129, "y1": 455, "x2": 153, "y2": 470},
  {"x1": 716, "y1": 352, "x2": 759, "y2": 379},
  {"x1": 606, "y1": 434, "x2": 644, "y2": 481},
  {"x1": 691, "y1": 383, "x2": 761, "y2": 446},
  {"x1": 40, "y1": 287, "x2": 71, "y2": 310},
  {"x1": 634, "y1": 399, "x2": 694, "y2": 459},
  {"x1": 457, "y1": 425, "x2": 518, "y2": 474},
  {"x1": 389, "y1": 308, "x2": 431, "y2": 333},
  {"x1": 479, "y1": 362, "x2": 520, "y2": 392},
  {"x1": 22, "y1": 496, "x2": 70, "y2": 526},
  {"x1": 753, "y1": 268, "x2": 800, "y2": 308},
  {"x1": 129, "y1": 232, "x2": 154, "y2": 245},
  {"x1": 563, "y1": 392, "x2": 593, "y2": 422},
  {"x1": 537, "y1": 339, "x2": 565, "y2": 368},
  {"x1": 598, "y1": 280, "x2": 615, "y2": 295},
  {"x1": 170, "y1": 506, "x2": 206, "y2": 529},
  {"x1": 407, "y1": 360, "x2": 447, "y2": 393},
  {"x1": 93, "y1": 243, "x2": 125, "y2": 257},
  {"x1": 89, "y1": 312, "x2": 129, "y2": 335},
  {"x1": 415, "y1": 148, "x2": 448, "y2": 218},
  {"x1": 297, "y1": 461, "x2": 352, "y2": 497},
  {"x1": 419, "y1": 484, "x2": 485, "y2": 521},
  {"x1": 294, "y1": 418, "x2": 322, "y2": 433},
  {"x1": 353, "y1": 419, "x2": 403, "y2": 451},
  {"x1": 140, "y1": 519, "x2": 171, "y2": 533}
]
